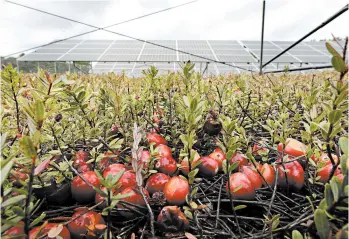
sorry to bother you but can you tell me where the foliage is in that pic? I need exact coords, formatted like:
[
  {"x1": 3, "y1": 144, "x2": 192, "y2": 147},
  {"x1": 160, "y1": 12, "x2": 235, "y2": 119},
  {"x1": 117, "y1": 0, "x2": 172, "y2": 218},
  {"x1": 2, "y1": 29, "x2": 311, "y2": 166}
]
[{"x1": 0, "y1": 39, "x2": 348, "y2": 238}]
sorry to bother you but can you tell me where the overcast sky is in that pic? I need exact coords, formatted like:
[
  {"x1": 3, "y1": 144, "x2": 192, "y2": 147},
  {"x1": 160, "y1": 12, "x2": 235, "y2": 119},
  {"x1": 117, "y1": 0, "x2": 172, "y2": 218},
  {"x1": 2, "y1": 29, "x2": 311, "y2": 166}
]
[{"x1": 0, "y1": 0, "x2": 348, "y2": 57}]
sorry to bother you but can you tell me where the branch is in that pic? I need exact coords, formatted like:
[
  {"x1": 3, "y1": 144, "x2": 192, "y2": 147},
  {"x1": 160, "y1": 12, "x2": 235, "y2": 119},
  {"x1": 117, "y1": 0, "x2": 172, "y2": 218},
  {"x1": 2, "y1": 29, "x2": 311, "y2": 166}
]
[{"x1": 131, "y1": 123, "x2": 155, "y2": 238}]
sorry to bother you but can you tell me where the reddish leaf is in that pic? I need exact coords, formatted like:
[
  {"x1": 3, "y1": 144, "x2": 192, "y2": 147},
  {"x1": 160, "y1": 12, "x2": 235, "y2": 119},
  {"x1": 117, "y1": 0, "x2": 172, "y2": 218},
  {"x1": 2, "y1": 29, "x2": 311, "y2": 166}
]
[
  {"x1": 34, "y1": 159, "x2": 51, "y2": 176},
  {"x1": 95, "y1": 224, "x2": 106, "y2": 230},
  {"x1": 48, "y1": 224, "x2": 63, "y2": 238},
  {"x1": 51, "y1": 217, "x2": 71, "y2": 221},
  {"x1": 45, "y1": 71, "x2": 51, "y2": 83},
  {"x1": 74, "y1": 207, "x2": 88, "y2": 212},
  {"x1": 185, "y1": 232, "x2": 197, "y2": 239}
]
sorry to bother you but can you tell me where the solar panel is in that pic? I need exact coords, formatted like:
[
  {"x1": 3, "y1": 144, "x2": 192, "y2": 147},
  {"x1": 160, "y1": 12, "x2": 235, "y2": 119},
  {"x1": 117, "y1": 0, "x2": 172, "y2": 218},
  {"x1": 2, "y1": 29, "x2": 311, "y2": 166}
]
[
  {"x1": 60, "y1": 54, "x2": 101, "y2": 61},
  {"x1": 243, "y1": 42, "x2": 275, "y2": 47},
  {"x1": 272, "y1": 41, "x2": 301, "y2": 44},
  {"x1": 17, "y1": 40, "x2": 340, "y2": 75},
  {"x1": 178, "y1": 54, "x2": 215, "y2": 62},
  {"x1": 106, "y1": 49, "x2": 141, "y2": 54},
  {"x1": 42, "y1": 44, "x2": 77, "y2": 49},
  {"x1": 210, "y1": 45, "x2": 245, "y2": 50},
  {"x1": 70, "y1": 49, "x2": 106, "y2": 54},
  {"x1": 139, "y1": 55, "x2": 177, "y2": 61},
  {"x1": 99, "y1": 55, "x2": 138, "y2": 61},
  {"x1": 182, "y1": 50, "x2": 213, "y2": 55},
  {"x1": 252, "y1": 49, "x2": 282, "y2": 55},
  {"x1": 262, "y1": 55, "x2": 300, "y2": 63},
  {"x1": 86, "y1": 40, "x2": 114, "y2": 44},
  {"x1": 178, "y1": 41, "x2": 209, "y2": 49},
  {"x1": 34, "y1": 49, "x2": 69, "y2": 54},
  {"x1": 76, "y1": 44, "x2": 110, "y2": 49},
  {"x1": 141, "y1": 49, "x2": 176, "y2": 55},
  {"x1": 19, "y1": 54, "x2": 61, "y2": 61},
  {"x1": 110, "y1": 44, "x2": 143, "y2": 48},
  {"x1": 145, "y1": 40, "x2": 176, "y2": 48},
  {"x1": 58, "y1": 40, "x2": 82, "y2": 43},
  {"x1": 216, "y1": 55, "x2": 256, "y2": 63},
  {"x1": 277, "y1": 45, "x2": 312, "y2": 51},
  {"x1": 213, "y1": 49, "x2": 251, "y2": 55},
  {"x1": 288, "y1": 50, "x2": 323, "y2": 56},
  {"x1": 294, "y1": 56, "x2": 330, "y2": 63},
  {"x1": 208, "y1": 40, "x2": 240, "y2": 45}
]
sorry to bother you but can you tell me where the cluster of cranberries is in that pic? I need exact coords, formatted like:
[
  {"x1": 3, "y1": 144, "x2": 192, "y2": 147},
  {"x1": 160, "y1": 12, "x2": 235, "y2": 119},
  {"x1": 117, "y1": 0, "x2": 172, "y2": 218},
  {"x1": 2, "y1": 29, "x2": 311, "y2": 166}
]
[
  {"x1": 4, "y1": 130, "x2": 346, "y2": 237},
  {"x1": 226, "y1": 138, "x2": 345, "y2": 200},
  {"x1": 4, "y1": 209, "x2": 106, "y2": 239}
]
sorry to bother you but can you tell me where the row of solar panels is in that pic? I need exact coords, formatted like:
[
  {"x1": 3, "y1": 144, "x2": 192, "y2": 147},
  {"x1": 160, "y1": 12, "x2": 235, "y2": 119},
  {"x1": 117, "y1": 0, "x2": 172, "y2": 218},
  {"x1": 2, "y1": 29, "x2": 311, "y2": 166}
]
[
  {"x1": 91, "y1": 61, "x2": 330, "y2": 76},
  {"x1": 18, "y1": 40, "x2": 342, "y2": 65}
]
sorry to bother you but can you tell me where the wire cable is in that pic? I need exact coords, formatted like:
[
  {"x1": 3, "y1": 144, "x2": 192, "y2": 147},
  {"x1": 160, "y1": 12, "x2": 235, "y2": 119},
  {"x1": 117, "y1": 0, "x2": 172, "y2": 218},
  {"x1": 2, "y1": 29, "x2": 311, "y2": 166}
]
[
  {"x1": 3, "y1": 0, "x2": 198, "y2": 57},
  {"x1": 5, "y1": 0, "x2": 255, "y2": 72}
]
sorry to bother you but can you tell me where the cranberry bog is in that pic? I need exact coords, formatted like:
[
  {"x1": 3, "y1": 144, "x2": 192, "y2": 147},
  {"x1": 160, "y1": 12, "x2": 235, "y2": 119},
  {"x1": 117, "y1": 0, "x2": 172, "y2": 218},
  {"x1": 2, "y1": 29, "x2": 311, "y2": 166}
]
[{"x1": 1, "y1": 42, "x2": 348, "y2": 239}]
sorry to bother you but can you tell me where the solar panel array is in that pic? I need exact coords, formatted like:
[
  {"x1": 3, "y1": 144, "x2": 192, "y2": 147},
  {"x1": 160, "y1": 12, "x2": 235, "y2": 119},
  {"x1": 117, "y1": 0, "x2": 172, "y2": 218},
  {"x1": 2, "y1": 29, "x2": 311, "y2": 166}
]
[{"x1": 18, "y1": 39, "x2": 343, "y2": 75}]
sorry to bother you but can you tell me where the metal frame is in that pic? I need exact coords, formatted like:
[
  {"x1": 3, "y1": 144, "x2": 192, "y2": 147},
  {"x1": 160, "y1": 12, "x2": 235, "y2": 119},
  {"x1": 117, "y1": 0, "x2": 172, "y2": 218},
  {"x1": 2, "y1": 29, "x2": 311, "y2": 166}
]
[
  {"x1": 261, "y1": 4, "x2": 348, "y2": 71},
  {"x1": 259, "y1": 0, "x2": 266, "y2": 74}
]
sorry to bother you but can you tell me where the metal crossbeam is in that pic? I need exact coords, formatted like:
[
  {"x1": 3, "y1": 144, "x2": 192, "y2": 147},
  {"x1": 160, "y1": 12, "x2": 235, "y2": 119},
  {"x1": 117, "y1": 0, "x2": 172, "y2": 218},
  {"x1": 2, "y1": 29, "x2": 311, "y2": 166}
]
[
  {"x1": 262, "y1": 4, "x2": 348, "y2": 68},
  {"x1": 264, "y1": 64, "x2": 332, "y2": 73}
]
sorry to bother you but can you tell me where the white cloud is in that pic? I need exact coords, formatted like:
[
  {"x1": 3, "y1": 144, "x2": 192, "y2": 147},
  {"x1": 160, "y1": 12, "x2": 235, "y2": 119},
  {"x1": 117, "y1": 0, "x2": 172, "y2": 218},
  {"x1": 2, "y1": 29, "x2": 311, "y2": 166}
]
[{"x1": 0, "y1": 0, "x2": 348, "y2": 57}]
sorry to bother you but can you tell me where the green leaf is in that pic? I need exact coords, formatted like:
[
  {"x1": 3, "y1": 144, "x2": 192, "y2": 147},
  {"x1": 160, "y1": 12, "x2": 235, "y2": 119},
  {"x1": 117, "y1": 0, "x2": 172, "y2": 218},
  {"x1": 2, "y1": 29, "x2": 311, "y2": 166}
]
[
  {"x1": 318, "y1": 199, "x2": 328, "y2": 210},
  {"x1": 339, "y1": 137, "x2": 348, "y2": 155},
  {"x1": 0, "y1": 132, "x2": 8, "y2": 151},
  {"x1": 292, "y1": 230, "x2": 304, "y2": 239},
  {"x1": 1, "y1": 160, "x2": 14, "y2": 187},
  {"x1": 77, "y1": 91, "x2": 86, "y2": 101},
  {"x1": 306, "y1": 196, "x2": 315, "y2": 212},
  {"x1": 228, "y1": 162, "x2": 239, "y2": 173},
  {"x1": 1, "y1": 216, "x2": 24, "y2": 232},
  {"x1": 190, "y1": 201, "x2": 198, "y2": 209},
  {"x1": 35, "y1": 100, "x2": 45, "y2": 125},
  {"x1": 1, "y1": 195, "x2": 26, "y2": 208},
  {"x1": 188, "y1": 168, "x2": 199, "y2": 179},
  {"x1": 310, "y1": 122, "x2": 318, "y2": 133},
  {"x1": 331, "y1": 56, "x2": 346, "y2": 72},
  {"x1": 271, "y1": 214, "x2": 280, "y2": 231},
  {"x1": 12, "y1": 206, "x2": 25, "y2": 216},
  {"x1": 328, "y1": 110, "x2": 342, "y2": 124},
  {"x1": 314, "y1": 209, "x2": 330, "y2": 239},
  {"x1": 325, "y1": 184, "x2": 334, "y2": 206},
  {"x1": 183, "y1": 96, "x2": 190, "y2": 108},
  {"x1": 94, "y1": 187, "x2": 107, "y2": 198},
  {"x1": 340, "y1": 154, "x2": 348, "y2": 173},
  {"x1": 94, "y1": 170, "x2": 105, "y2": 186},
  {"x1": 234, "y1": 205, "x2": 247, "y2": 211},
  {"x1": 325, "y1": 42, "x2": 340, "y2": 57},
  {"x1": 19, "y1": 136, "x2": 37, "y2": 159},
  {"x1": 190, "y1": 186, "x2": 198, "y2": 198},
  {"x1": 335, "y1": 206, "x2": 349, "y2": 211},
  {"x1": 222, "y1": 160, "x2": 227, "y2": 174},
  {"x1": 184, "y1": 210, "x2": 193, "y2": 220},
  {"x1": 192, "y1": 160, "x2": 202, "y2": 170},
  {"x1": 330, "y1": 179, "x2": 339, "y2": 202},
  {"x1": 30, "y1": 213, "x2": 46, "y2": 227},
  {"x1": 112, "y1": 192, "x2": 133, "y2": 200},
  {"x1": 107, "y1": 169, "x2": 125, "y2": 187}
]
